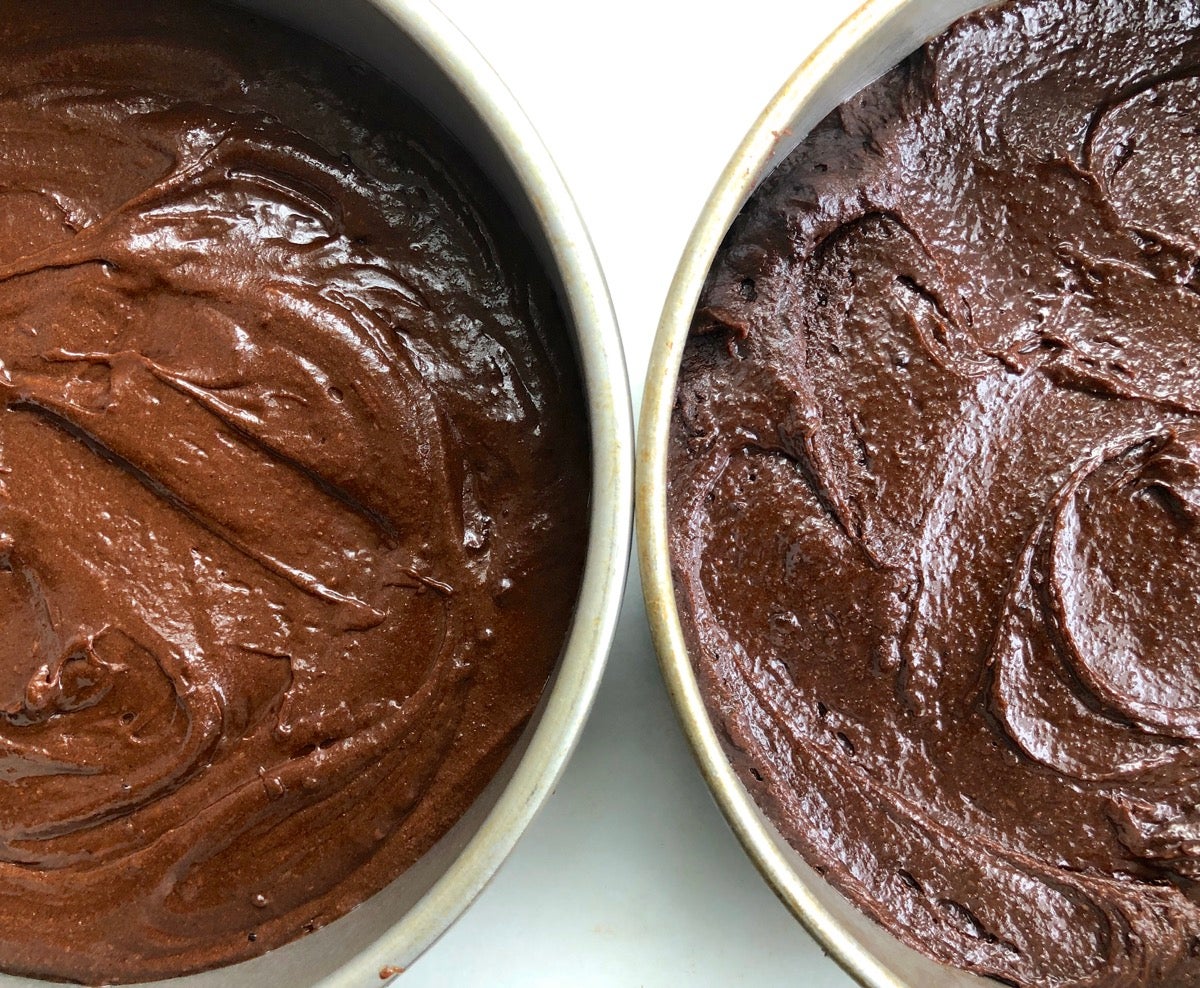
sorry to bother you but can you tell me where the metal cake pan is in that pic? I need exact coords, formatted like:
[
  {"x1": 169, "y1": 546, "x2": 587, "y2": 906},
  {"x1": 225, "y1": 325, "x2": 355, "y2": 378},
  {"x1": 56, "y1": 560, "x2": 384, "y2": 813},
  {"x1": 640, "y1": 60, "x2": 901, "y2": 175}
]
[
  {"x1": 5, "y1": 0, "x2": 633, "y2": 984},
  {"x1": 638, "y1": 2, "x2": 1000, "y2": 986}
]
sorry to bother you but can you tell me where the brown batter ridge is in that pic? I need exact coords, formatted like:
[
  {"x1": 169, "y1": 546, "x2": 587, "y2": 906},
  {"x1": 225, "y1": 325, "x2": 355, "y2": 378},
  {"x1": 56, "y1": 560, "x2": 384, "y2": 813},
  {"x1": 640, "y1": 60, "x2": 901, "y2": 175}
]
[
  {"x1": 0, "y1": 1, "x2": 588, "y2": 982},
  {"x1": 669, "y1": 1, "x2": 1200, "y2": 984}
]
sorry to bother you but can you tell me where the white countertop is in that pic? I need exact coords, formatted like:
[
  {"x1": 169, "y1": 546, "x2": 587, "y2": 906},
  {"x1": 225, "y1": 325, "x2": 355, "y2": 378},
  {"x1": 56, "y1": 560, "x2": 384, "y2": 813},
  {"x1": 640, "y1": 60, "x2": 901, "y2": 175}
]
[{"x1": 405, "y1": 2, "x2": 862, "y2": 984}]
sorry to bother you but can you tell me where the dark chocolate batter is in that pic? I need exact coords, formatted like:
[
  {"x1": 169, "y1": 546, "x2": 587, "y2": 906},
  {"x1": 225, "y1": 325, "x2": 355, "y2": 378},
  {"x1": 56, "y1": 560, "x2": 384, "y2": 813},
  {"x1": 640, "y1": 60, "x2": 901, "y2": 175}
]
[
  {"x1": 0, "y1": 2, "x2": 588, "y2": 982},
  {"x1": 670, "y1": 1, "x2": 1200, "y2": 984}
]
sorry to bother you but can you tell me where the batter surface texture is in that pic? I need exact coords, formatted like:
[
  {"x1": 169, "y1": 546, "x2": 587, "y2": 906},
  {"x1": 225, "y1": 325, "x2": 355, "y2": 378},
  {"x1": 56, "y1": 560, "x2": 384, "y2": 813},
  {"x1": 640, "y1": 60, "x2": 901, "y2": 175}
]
[
  {"x1": 669, "y1": 1, "x2": 1200, "y2": 984},
  {"x1": 0, "y1": 2, "x2": 588, "y2": 981}
]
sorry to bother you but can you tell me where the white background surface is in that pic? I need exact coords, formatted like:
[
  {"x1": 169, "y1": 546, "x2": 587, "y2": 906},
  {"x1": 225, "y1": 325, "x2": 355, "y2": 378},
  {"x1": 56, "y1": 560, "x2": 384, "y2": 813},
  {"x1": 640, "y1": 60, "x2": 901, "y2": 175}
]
[{"x1": 406, "y1": 2, "x2": 862, "y2": 985}]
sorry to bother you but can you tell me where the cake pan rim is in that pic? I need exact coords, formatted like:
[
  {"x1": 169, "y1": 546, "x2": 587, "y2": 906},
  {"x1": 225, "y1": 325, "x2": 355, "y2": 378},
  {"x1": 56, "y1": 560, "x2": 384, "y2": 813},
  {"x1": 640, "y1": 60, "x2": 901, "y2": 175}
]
[
  {"x1": 325, "y1": 0, "x2": 635, "y2": 982},
  {"x1": 636, "y1": 1, "x2": 993, "y2": 986}
]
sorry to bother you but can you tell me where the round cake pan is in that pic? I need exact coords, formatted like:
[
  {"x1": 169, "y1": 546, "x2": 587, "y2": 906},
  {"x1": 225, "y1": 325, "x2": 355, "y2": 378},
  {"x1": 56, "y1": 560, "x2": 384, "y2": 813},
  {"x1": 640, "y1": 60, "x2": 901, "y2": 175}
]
[
  {"x1": 4, "y1": 1, "x2": 632, "y2": 985},
  {"x1": 637, "y1": 2, "x2": 998, "y2": 987}
]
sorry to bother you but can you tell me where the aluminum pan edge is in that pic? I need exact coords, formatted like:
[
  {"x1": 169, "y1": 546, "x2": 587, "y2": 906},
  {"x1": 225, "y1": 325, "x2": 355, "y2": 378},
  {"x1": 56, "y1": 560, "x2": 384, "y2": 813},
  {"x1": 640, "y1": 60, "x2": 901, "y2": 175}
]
[
  {"x1": 320, "y1": 1, "x2": 635, "y2": 983},
  {"x1": 637, "y1": 2, "x2": 990, "y2": 987}
]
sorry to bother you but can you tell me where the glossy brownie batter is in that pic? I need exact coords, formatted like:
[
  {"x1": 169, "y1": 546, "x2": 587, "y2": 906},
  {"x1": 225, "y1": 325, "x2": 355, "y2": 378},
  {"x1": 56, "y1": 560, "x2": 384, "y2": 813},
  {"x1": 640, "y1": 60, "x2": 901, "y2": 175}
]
[
  {"x1": 669, "y1": 1, "x2": 1200, "y2": 984},
  {"x1": 0, "y1": 1, "x2": 588, "y2": 982}
]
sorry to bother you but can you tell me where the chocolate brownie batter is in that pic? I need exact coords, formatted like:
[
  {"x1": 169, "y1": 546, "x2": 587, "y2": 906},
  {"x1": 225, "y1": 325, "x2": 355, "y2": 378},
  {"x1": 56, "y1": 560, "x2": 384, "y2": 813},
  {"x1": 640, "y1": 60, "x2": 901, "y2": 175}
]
[
  {"x1": 0, "y1": 2, "x2": 588, "y2": 982},
  {"x1": 669, "y1": 1, "x2": 1200, "y2": 984}
]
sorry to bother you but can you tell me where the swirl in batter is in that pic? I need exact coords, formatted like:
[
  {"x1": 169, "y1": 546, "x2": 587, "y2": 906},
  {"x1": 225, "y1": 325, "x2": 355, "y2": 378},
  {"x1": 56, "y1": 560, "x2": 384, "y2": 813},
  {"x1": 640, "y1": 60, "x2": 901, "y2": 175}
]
[
  {"x1": 0, "y1": 2, "x2": 588, "y2": 982},
  {"x1": 670, "y1": 1, "x2": 1200, "y2": 984}
]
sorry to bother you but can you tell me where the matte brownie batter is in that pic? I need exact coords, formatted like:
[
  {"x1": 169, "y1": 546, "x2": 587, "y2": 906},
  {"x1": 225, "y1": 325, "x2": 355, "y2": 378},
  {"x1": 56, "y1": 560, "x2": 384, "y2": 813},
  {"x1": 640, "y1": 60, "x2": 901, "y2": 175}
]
[
  {"x1": 669, "y1": 1, "x2": 1200, "y2": 984},
  {"x1": 0, "y1": 1, "x2": 588, "y2": 982}
]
